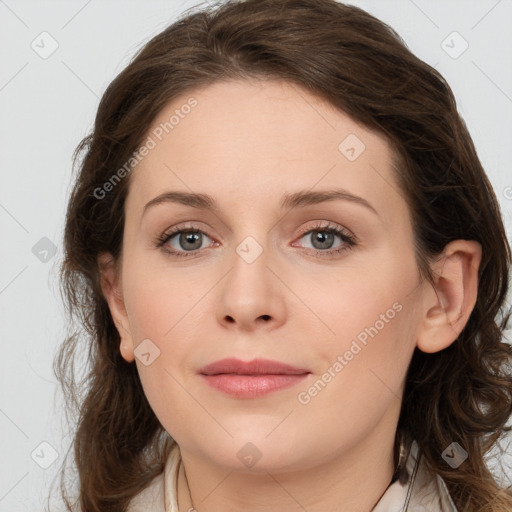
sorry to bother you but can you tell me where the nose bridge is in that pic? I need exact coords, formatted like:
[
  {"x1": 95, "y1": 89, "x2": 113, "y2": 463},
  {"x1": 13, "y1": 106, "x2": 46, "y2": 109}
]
[
  {"x1": 217, "y1": 226, "x2": 285, "y2": 330},
  {"x1": 229, "y1": 230, "x2": 271, "y2": 301}
]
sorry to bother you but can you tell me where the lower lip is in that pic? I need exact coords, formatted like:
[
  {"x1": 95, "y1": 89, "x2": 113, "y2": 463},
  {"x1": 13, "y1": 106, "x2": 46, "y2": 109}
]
[{"x1": 201, "y1": 374, "x2": 309, "y2": 398}]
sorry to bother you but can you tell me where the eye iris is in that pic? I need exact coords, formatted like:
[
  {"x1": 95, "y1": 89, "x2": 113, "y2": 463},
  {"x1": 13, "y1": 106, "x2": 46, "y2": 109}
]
[
  {"x1": 312, "y1": 230, "x2": 334, "y2": 249},
  {"x1": 180, "y1": 231, "x2": 202, "y2": 250}
]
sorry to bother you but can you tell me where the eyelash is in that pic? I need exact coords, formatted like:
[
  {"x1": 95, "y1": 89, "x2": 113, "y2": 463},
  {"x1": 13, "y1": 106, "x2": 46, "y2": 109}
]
[{"x1": 154, "y1": 221, "x2": 357, "y2": 259}]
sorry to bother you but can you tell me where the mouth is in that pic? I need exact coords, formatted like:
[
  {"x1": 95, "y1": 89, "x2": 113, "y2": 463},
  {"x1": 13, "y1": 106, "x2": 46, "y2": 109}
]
[{"x1": 198, "y1": 358, "x2": 311, "y2": 398}]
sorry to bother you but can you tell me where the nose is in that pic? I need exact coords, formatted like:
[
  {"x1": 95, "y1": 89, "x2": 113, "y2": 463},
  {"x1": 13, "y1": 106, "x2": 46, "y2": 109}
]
[{"x1": 217, "y1": 238, "x2": 287, "y2": 333}]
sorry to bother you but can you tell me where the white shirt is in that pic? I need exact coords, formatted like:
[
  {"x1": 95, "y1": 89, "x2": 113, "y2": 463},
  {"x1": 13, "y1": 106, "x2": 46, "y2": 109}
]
[{"x1": 127, "y1": 440, "x2": 458, "y2": 511}]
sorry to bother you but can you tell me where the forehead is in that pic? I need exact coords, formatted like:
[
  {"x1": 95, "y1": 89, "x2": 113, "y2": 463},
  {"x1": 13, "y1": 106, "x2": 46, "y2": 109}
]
[{"x1": 126, "y1": 79, "x2": 405, "y2": 224}]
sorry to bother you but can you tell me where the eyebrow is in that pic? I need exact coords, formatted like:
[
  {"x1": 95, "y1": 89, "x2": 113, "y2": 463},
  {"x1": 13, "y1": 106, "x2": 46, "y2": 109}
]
[{"x1": 142, "y1": 188, "x2": 378, "y2": 217}]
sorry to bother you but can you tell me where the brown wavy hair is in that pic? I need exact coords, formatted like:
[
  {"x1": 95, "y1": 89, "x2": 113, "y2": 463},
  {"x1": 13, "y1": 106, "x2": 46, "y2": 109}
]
[{"x1": 54, "y1": 0, "x2": 512, "y2": 510}]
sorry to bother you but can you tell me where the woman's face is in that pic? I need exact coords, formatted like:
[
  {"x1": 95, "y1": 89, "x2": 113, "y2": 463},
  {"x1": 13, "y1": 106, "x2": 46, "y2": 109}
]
[{"x1": 112, "y1": 79, "x2": 429, "y2": 472}]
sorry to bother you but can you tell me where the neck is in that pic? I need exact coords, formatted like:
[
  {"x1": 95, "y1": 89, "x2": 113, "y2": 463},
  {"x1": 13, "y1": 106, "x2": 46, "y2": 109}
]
[{"x1": 176, "y1": 427, "x2": 396, "y2": 512}]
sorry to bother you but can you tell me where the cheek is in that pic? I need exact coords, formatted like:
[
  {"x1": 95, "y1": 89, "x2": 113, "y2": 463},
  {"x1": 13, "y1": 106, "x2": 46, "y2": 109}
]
[
  {"x1": 120, "y1": 261, "x2": 212, "y2": 427},
  {"x1": 122, "y1": 258, "x2": 202, "y2": 342},
  {"x1": 293, "y1": 291, "x2": 418, "y2": 450},
  {"x1": 310, "y1": 261, "x2": 418, "y2": 349},
  {"x1": 305, "y1": 255, "x2": 421, "y2": 402}
]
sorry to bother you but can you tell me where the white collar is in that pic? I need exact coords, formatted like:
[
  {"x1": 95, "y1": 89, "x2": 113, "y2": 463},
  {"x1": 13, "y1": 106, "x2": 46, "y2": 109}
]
[{"x1": 372, "y1": 441, "x2": 458, "y2": 511}]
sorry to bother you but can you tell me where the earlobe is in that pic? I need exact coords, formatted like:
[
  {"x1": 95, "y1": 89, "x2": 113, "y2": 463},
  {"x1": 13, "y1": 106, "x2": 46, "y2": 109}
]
[
  {"x1": 416, "y1": 240, "x2": 482, "y2": 354},
  {"x1": 97, "y1": 251, "x2": 135, "y2": 363}
]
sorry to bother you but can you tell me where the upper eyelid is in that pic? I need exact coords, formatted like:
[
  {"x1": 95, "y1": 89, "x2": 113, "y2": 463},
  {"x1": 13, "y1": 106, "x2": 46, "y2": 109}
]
[{"x1": 163, "y1": 221, "x2": 348, "y2": 235}]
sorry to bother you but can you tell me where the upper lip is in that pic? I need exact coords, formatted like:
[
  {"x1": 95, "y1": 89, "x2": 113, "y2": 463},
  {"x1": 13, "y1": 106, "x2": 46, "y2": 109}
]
[{"x1": 198, "y1": 358, "x2": 311, "y2": 376}]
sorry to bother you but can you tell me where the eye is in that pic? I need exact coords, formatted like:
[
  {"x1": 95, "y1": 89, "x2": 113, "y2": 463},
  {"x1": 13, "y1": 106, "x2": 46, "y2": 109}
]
[
  {"x1": 154, "y1": 221, "x2": 356, "y2": 259},
  {"x1": 155, "y1": 227, "x2": 216, "y2": 257},
  {"x1": 292, "y1": 222, "x2": 356, "y2": 257}
]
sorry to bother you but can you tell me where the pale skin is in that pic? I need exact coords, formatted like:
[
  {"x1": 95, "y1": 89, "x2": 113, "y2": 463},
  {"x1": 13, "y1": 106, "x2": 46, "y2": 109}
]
[{"x1": 99, "y1": 79, "x2": 482, "y2": 511}]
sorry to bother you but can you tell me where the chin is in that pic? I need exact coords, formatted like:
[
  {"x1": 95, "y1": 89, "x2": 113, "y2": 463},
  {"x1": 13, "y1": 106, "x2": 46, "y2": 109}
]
[{"x1": 184, "y1": 429, "x2": 320, "y2": 474}]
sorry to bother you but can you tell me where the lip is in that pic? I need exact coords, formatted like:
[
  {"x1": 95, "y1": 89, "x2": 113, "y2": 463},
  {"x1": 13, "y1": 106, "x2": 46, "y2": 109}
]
[{"x1": 198, "y1": 358, "x2": 311, "y2": 398}]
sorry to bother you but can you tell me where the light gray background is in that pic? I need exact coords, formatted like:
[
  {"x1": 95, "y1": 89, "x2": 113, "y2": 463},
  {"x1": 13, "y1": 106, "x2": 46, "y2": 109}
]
[{"x1": 1, "y1": 0, "x2": 511, "y2": 510}]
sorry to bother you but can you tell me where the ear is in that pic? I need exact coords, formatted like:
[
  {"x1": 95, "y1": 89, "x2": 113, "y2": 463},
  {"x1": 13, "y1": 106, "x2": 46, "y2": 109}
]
[
  {"x1": 416, "y1": 240, "x2": 482, "y2": 354},
  {"x1": 97, "y1": 251, "x2": 135, "y2": 363}
]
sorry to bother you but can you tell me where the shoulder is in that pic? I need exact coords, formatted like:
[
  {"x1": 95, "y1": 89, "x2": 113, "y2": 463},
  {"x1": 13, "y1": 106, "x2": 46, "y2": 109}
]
[
  {"x1": 126, "y1": 442, "x2": 181, "y2": 512},
  {"x1": 373, "y1": 441, "x2": 458, "y2": 512},
  {"x1": 126, "y1": 473, "x2": 165, "y2": 512},
  {"x1": 408, "y1": 450, "x2": 459, "y2": 511}
]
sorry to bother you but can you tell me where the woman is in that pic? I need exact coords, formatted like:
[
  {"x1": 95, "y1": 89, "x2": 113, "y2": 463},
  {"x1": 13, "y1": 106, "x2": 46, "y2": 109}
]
[{"x1": 55, "y1": 0, "x2": 512, "y2": 510}]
